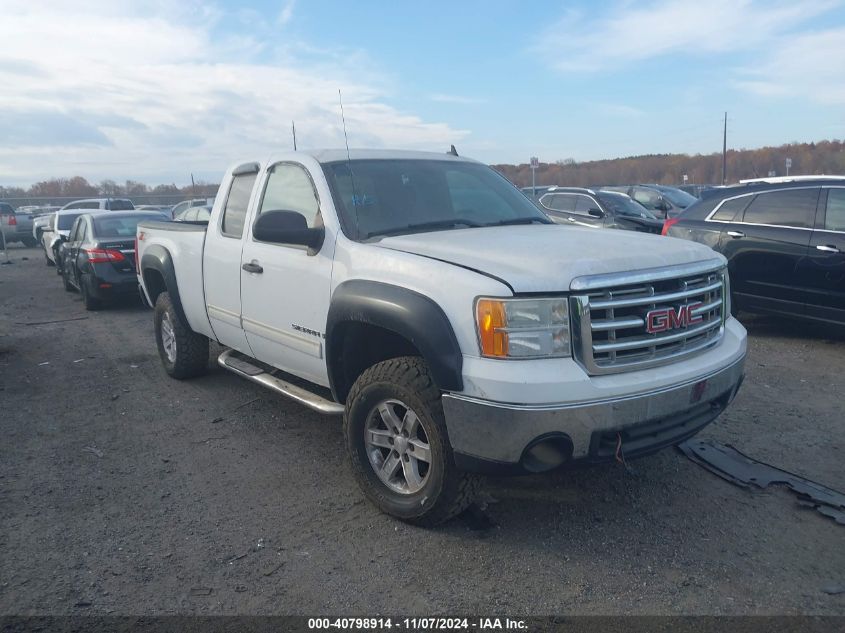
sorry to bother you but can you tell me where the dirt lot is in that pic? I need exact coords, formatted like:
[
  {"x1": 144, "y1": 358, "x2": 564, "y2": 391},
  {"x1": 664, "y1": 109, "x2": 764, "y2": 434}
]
[{"x1": 0, "y1": 244, "x2": 843, "y2": 616}]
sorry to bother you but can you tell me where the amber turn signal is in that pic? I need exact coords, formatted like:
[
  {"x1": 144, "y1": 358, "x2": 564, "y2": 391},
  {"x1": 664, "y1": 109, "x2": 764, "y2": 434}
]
[{"x1": 476, "y1": 299, "x2": 508, "y2": 357}]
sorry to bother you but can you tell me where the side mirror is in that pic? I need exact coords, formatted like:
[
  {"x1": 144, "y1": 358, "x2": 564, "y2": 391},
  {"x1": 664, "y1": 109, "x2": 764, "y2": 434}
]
[
  {"x1": 253, "y1": 210, "x2": 324, "y2": 251},
  {"x1": 587, "y1": 208, "x2": 604, "y2": 218}
]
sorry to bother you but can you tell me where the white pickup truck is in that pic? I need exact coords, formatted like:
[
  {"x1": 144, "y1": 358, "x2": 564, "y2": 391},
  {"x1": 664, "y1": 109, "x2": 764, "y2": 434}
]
[{"x1": 136, "y1": 149, "x2": 747, "y2": 525}]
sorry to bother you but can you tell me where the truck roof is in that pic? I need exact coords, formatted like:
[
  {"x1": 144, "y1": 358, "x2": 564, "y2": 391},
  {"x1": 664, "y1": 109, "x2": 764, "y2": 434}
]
[{"x1": 281, "y1": 149, "x2": 478, "y2": 164}]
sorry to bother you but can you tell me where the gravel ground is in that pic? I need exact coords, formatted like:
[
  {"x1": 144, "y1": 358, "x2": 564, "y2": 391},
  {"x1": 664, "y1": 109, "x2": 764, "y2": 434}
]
[{"x1": 0, "y1": 244, "x2": 843, "y2": 616}]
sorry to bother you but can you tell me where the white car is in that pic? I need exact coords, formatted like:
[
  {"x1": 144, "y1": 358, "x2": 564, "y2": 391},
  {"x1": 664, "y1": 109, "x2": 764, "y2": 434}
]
[
  {"x1": 41, "y1": 200, "x2": 128, "y2": 268},
  {"x1": 137, "y1": 149, "x2": 747, "y2": 525}
]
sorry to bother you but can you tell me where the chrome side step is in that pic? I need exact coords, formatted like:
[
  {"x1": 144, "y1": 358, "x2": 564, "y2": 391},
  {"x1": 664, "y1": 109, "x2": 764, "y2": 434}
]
[{"x1": 217, "y1": 349, "x2": 344, "y2": 416}]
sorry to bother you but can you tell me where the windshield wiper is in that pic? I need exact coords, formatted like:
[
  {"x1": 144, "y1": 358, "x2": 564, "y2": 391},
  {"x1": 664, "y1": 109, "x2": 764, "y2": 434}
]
[
  {"x1": 365, "y1": 218, "x2": 482, "y2": 239},
  {"x1": 484, "y1": 217, "x2": 550, "y2": 227}
]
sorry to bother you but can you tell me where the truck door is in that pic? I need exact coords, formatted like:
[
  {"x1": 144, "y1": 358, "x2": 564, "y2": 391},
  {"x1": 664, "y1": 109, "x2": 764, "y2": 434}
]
[
  {"x1": 239, "y1": 162, "x2": 335, "y2": 387},
  {"x1": 202, "y1": 163, "x2": 259, "y2": 355}
]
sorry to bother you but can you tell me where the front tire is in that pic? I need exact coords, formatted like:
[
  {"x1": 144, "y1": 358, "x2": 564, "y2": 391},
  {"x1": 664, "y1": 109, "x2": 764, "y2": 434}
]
[
  {"x1": 154, "y1": 291, "x2": 208, "y2": 379},
  {"x1": 344, "y1": 356, "x2": 479, "y2": 526}
]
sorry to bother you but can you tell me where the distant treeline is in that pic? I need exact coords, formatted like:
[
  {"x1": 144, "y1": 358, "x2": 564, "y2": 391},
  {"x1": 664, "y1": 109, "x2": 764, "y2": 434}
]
[
  {"x1": 494, "y1": 139, "x2": 845, "y2": 188},
  {"x1": 0, "y1": 177, "x2": 218, "y2": 201},
  {"x1": 3, "y1": 139, "x2": 845, "y2": 200}
]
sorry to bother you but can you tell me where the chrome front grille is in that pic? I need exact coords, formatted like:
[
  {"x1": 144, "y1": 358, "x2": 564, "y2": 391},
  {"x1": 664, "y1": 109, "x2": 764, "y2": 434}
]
[{"x1": 570, "y1": 260, "x2": 726, "y2": 375}]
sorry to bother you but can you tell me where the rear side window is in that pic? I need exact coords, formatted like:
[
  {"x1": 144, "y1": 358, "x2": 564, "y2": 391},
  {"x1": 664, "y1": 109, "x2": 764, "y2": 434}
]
[
  {"x1": 825, "y1": 189, "x2": 845, "y2": 232},
  {"x1": 742, "y1": 188, "x2": 818, "y2": 228},
  {"x1": 221, "y1": 173, "x2": 258, "y2": 238},
  {"x1": 711, "y1": 196, "x2": 752, "y2": 222}
]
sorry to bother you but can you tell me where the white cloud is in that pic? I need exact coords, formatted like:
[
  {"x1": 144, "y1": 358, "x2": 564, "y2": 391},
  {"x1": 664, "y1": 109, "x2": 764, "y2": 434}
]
[
  {"x1": 733, "y1": 27, "x2": 845, "y2": 104},
  {"x1": 0, "y1": 0, "x2": 468, "y2": 185},
  {"x1": 533, "y1": 0, "x2": 839, "y2": 73},
  {"x1": 277, "y1": 0, "x2": 296, "y2": 26}
]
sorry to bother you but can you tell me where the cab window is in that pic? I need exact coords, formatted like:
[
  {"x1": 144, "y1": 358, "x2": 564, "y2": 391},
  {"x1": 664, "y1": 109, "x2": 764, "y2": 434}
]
[{"x1": 258, "y1": 164, "x2": 320, "y2": 227}]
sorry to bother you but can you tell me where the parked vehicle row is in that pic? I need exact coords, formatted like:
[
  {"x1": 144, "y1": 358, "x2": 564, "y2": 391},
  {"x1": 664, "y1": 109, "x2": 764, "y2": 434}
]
[{"x1": 135, "y1": 149, "x2": 747, "y2": 526}]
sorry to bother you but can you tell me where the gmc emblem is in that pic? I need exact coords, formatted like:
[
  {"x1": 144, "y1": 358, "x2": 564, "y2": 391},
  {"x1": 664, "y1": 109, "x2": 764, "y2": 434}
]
[{"x1": 646, "y1": 302, "x2": 704, "y2": 334}]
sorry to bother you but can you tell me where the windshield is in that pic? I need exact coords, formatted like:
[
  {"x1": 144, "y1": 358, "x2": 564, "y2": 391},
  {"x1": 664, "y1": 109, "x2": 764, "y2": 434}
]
[
  {"x1": 597, "y1": 193, "x2": 658, "y2": 219},
  {"x1": 657, "y1": 187, "x2": 698, "y2": 208},
  {"x1": 323, "y1": 159, "x2": 550, "y2": 239},
  {"x1": 57, "y1": 213, "x2": 82, "y2": 230},
  {"x1": 93, "y1": 213, "x2": 162, "y2": 238}
]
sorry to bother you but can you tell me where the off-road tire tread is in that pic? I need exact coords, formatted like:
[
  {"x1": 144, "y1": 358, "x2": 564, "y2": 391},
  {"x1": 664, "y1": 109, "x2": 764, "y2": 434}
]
[
  {"x1": 154, "y1": 292, "x2": 208, "y2": 379},
  {"x1": 344, "y1": 356, "x2": 480, "y2": 526}
]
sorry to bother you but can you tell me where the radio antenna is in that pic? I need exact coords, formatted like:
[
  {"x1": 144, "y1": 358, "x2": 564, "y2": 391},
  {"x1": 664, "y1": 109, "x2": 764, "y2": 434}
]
[
  {"x1": 338, "y1": 89, "x2": 361, "y2": 236},
  {"x1": 291, "y1": 120, "x2": 297, "y2": 150}
]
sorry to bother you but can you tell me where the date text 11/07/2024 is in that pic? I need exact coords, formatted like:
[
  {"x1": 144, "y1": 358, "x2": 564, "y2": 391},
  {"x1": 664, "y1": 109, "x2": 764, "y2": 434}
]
[{"x1": 307, "y1": 618, "x2": 528, "y2": 630}]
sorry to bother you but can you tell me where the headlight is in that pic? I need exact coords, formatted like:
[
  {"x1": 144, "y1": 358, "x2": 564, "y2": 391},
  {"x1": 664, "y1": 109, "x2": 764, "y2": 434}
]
[{"x1": 475, "y1": 297, "x2": 570, "y2": 359}]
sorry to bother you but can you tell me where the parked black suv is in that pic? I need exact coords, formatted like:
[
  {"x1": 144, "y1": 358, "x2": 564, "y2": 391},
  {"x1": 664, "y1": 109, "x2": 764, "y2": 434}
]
[
  {"x1": 538, "y1": 187, "x2": 664, "y2": 233},
  {"x1": 664, "y1": 179, "x2": 845, "y2": 326}
]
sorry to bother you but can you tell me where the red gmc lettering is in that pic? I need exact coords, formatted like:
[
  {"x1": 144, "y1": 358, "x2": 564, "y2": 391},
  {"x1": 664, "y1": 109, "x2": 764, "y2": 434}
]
[{"x1": 646, "y1": 302, "x2": 704, "y2": 334}]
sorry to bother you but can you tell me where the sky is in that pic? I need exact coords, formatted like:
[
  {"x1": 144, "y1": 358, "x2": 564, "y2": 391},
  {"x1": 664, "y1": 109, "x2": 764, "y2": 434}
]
[{"x1": 1, "y1": 0, "x2": 844, "y2": 186}]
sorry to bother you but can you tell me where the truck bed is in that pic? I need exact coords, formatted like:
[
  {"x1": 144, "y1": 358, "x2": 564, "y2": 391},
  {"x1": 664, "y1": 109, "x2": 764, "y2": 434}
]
[{"x1": 136, "y1": 219, "x2": 214, "y2": 338}]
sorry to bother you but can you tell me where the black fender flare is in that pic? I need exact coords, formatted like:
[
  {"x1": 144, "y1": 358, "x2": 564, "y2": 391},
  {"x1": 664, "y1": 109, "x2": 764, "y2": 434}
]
[
  {"x1": 140, "y1": 245, "x2": 189, "y2": 326},
  {"x1": 326, "y1": 280, "x2": 463, "y2": 400}
]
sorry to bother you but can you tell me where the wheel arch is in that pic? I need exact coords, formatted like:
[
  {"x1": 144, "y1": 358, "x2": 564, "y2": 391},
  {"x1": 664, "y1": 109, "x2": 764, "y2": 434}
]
[
  {"x1": 326, "y1": 280, "x2": 463, "y2": 404},
  {"x1": 141, "y1": 245, "x2": 189, "y2": 326}
]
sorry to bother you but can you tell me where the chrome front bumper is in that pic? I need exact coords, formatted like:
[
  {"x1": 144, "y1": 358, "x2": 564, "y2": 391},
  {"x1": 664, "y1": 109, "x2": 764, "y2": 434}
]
[{"x1": 442, "y1": 354, "x2": 746, "y2": 474}]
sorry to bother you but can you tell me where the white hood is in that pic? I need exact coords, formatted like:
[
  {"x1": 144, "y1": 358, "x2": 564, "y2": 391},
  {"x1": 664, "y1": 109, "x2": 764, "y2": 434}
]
[{"x1": 376, "y1": 224, "x2": 723, "y2": 293}]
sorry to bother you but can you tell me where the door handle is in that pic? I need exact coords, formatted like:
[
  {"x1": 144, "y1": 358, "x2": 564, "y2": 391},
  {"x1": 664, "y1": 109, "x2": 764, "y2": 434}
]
[
  {"x1": 727, "y1": 231, "x2": 745, "y2": 239},
  {"x1": 816, "y1": 244, "x2": 840, "y2": 253},
  {"x1": 567, "y1": 217, "x2": 576, "y2": 222},
  {"x1": 242, "y1": 261, "x2": 264, "y2": 274}
]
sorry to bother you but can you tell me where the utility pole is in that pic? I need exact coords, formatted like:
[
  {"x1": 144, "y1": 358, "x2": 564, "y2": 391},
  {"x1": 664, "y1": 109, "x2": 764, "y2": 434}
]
[
  {"x1": 292, "y1": 121, "x2": 297, "y2": 150},
  {"x1": 721, "y1": 112, "x2": 727, "y2": 185}
]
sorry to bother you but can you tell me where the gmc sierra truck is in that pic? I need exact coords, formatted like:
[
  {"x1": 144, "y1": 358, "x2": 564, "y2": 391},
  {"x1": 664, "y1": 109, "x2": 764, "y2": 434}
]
[{"x1": 136, "y1": 149, "x2": 747, "y2": 525}]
